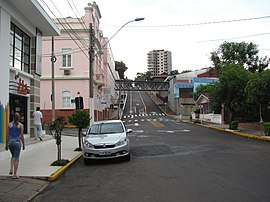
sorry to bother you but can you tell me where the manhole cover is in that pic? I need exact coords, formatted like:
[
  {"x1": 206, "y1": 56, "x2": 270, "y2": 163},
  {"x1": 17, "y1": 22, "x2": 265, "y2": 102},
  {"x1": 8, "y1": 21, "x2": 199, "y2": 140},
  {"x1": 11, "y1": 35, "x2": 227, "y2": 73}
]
[{"x1": 131, "y1": 145, "x2": 174, "y2": 157}]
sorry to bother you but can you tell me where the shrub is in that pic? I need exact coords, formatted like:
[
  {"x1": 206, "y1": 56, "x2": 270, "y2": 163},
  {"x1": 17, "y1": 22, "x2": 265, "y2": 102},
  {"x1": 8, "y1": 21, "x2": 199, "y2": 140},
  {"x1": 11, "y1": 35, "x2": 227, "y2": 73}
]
[
  {"x1": 194, "y1": 119, "x2": 201, "y2": 124},
  {"x1": 68, "y1": 110, "x2": 90, "y2": 150},
  {"x1": 48, "y1": 116, "x2": 66, "y2": 162},
  {"x1": 51, "y1": 159, "x2": 70, "y2": 166},
  {"x1": 229, "y1": 121, "x2": 239, "y2": 130},
  {"x1": 264, "y1": 123, "x2": 270, "y2": 136}
]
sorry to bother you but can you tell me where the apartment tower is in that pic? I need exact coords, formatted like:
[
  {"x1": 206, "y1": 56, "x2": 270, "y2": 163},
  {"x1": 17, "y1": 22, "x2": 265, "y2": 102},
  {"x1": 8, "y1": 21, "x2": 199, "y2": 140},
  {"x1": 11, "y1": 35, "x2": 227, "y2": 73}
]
[{"x1": 147, "y1": 50, "x2": 172, "y2": 76}]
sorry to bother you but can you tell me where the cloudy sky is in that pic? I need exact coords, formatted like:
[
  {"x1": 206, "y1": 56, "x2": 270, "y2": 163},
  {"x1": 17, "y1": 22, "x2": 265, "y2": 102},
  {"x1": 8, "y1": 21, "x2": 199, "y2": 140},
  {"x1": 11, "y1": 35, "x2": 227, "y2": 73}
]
[{"x1": 40, "y1": 0, "x2": 270, "y2": 79}]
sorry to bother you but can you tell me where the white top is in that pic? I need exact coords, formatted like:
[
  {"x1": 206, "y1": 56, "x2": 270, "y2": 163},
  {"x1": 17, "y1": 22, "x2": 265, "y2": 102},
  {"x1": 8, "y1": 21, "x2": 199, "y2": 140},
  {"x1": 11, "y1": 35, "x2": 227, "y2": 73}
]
[{"x1": 33, "y1": 111, "x2": 43, "y2": 125}]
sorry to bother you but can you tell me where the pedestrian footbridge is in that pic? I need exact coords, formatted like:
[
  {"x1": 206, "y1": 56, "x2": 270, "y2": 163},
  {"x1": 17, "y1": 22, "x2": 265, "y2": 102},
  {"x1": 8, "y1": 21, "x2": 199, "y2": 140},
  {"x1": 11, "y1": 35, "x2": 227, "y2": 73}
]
[{"x1": 115, "y1": 80, "x2": 169, "y2": 91}]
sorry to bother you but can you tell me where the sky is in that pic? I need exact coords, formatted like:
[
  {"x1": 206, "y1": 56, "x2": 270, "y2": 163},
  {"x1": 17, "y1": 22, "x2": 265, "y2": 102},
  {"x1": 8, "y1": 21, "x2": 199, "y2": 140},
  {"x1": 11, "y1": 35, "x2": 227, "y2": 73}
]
[{"x1": 39, "y1": 0, "x2": 270, "y2": 79}]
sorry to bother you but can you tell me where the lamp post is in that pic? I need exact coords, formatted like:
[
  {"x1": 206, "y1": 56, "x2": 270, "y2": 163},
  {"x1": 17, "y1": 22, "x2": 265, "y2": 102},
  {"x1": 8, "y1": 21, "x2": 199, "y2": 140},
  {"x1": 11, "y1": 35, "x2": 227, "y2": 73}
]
[
  {"x1": 89, "y1": 17, "x2": 144, "y2": 126},
  {"x1": 101, "y1": 17, "x2": 145, "y2": 51}
]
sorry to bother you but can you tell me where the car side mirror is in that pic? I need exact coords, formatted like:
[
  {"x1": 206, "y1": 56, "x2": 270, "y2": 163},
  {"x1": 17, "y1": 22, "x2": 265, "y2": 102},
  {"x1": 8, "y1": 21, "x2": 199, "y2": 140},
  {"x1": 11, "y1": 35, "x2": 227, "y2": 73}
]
[
  {"x1": 126, "y1": 129, "x2": 132, "y2": 134},
  {"x1": 82, "y1": 132, "x2": 87, "y2": 137}
]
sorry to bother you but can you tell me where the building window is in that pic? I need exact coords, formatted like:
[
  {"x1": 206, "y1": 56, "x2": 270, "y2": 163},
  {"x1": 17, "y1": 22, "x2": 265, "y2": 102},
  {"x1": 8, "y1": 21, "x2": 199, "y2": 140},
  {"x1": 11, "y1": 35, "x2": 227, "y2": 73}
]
[
  {"x1": 10, "y1": 23, "x2": 30, "y2": 73},
  {"x1": 62, "y1": 91, "x2": 71, "y2": 108},
  {"x1": 180, "y1": 88, "x2": 193, "y2": 98},
  {"x1": 35, "y1": 29, "x2": 42, "y2": 75},
  {"x1": 62, "y1": 48, "x2": 72, "y2": 67}
]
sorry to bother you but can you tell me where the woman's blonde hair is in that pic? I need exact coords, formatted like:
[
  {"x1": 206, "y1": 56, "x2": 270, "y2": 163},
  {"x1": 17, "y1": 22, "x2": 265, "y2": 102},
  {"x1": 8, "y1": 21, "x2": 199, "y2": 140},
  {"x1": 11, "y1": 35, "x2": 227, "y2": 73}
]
[{"x1": 14, "y1": 112, "x2": 20, "y2": 124}]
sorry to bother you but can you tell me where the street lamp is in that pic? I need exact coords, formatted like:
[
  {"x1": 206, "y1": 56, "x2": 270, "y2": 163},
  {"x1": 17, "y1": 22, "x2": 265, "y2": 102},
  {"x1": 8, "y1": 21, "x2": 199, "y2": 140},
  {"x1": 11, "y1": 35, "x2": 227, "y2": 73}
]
[
  {"x1": 89, "y1": 17, "x2": 144, "y2": 126},
  {"x1": 101, "y1": 17, "x2": 145, "y2": 51}
]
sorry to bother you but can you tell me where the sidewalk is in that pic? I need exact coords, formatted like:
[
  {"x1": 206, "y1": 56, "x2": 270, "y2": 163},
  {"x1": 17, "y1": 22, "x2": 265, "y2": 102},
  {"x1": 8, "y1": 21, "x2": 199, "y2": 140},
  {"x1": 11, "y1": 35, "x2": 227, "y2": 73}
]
[
  {"x1": 180, "y1": 118, "x2": 270, "y2": 142},
  {"x1": 148, "y1": 93, "x2": 270, "y2": 142},
  {"x1": 0, "y1": 134, "x2": 81, "y2": 202}
]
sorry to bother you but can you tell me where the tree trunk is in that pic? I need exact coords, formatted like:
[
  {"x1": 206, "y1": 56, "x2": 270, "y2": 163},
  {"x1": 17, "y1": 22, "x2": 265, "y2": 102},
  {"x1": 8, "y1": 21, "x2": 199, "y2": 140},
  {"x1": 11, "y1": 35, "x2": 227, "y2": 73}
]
[
  {"x1": 78, "y1": 128, "x2": 82, "y2": 149},
  {"x1": 57, "y1": 144, "x2": 61, "y2": 161}
]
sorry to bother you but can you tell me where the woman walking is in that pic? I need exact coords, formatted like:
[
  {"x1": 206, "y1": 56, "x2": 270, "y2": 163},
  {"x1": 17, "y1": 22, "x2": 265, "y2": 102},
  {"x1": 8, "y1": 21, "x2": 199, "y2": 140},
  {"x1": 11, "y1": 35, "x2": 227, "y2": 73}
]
[{"x1": 5, "y1": 112, "x2": 25, "y2": 179}]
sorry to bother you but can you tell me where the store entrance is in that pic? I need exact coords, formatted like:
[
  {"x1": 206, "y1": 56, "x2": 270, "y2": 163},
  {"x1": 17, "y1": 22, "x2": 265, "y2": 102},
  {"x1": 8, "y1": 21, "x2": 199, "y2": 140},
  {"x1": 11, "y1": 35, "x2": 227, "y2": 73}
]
[{"x1": 9, "y1": 94, "x2": 27, "y2": 134}]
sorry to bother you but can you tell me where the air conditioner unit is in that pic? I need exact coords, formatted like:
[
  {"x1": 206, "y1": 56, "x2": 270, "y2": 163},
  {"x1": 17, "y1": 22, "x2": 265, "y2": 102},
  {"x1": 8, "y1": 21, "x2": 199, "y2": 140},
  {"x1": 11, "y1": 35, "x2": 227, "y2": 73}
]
[{"x1": 64, "y1": 69, "x2": 70, "y2": 75}]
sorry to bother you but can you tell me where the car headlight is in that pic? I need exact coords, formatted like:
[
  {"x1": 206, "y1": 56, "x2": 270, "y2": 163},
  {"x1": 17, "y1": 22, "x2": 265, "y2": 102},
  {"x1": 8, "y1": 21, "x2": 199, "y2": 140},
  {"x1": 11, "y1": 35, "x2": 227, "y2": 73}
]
[
  {"x1": 84, "y1": 140, "x2": 93, "y2": 148},
  {"x1": 116, "y1": 138, "x2": 127, "y2": 147}
]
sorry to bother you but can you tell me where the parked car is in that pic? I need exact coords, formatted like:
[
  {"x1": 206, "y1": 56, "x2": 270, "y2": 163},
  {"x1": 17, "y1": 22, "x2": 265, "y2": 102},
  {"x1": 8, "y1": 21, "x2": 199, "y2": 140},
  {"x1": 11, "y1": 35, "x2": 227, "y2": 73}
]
[{"x1": 82, "y1": 120, "x2": 132, "y2": 164}]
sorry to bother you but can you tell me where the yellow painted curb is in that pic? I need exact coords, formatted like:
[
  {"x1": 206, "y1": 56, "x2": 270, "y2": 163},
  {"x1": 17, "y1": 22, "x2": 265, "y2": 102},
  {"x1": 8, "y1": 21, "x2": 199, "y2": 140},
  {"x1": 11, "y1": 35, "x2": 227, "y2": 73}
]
[
  {"x1": 181, "y1": 120, "x2": 270, "y2": 142},
  {"x1": 230, "y1": 131, "x2": 270, "y2": 141},
  {"x1": 48, "y1": 153, "x2": 82, "y2": 181},
  {"x1": 65, "y1": 125, "x2": 77, "y2": 128}
]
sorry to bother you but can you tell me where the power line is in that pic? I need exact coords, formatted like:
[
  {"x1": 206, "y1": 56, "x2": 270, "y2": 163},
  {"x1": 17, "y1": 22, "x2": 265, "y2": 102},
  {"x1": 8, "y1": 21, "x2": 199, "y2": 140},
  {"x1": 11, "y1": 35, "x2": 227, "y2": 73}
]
[
  {"x1": 123, "y1": 15, "x2": 270, "y2": 28},
  {"x1": 68, "y1": 0, "x2": 88, "y2": 31},
  {"x1": 197, "y1": 32, "x2": 270, "y2": 43},
  {"x1": 49, "y1": 0, "x2": 89, "y2": 55},
  {"x1": 40, "y1": 0, "x2": 89, "y2": 59}
]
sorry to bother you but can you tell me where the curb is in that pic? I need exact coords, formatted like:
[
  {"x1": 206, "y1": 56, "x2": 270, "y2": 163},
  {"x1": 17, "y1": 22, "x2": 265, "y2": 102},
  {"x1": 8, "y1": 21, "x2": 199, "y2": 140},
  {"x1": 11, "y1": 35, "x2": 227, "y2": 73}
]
[
  {"x1": 182, "y1": 120, "x2": 270, "y2": 142},
  {"x1": 148, "y1": 93, "x2": 168, "y2": 116},
  {"x1": 47, "y1": 153, "x2": 82, "y2": 181},
  {"x1": 229, "y1": 130, "x2": 270, "y2": 141},
  {"x1": 26, "y1": 180, "x2": 50, "y2": 202}
]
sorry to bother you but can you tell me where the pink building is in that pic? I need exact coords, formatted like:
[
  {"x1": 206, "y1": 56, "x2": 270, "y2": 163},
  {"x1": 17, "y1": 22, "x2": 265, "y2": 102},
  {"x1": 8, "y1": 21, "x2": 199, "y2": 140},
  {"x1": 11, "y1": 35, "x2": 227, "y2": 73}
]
[{"x1": 40, "y1": 2, "x2": 119, "y2": 124}]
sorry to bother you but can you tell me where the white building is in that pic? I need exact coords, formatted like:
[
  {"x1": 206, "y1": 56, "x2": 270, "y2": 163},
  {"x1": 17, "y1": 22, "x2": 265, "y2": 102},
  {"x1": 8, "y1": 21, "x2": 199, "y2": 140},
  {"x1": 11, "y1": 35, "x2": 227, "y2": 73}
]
[
  {"x1": 147, "y1": 50, "x2": 172, "y2": 76},
  {"x1": 0, "y1": 0, "x2": 59, "y2": 142}
]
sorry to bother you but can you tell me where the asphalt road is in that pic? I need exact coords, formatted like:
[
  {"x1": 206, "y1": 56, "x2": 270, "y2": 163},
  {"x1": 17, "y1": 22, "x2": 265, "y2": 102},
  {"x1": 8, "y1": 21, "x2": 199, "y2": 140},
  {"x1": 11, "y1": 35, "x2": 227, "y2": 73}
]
[{"x1": 32, "y1": 92, "x2": 270, "y2": 202}]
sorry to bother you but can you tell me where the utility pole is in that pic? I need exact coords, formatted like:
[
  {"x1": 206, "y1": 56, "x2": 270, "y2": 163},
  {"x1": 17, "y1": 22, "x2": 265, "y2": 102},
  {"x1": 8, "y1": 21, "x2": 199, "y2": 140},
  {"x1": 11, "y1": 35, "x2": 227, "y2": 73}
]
[
  {"x1": 87, "y1": 18, "x2": 144, "y2": 125},
  {"x1": 89, "y1": 23, "x2": 95, "y2": 126},
  {"x1": 51, "y1": 36, "x2": 57, "y2": 122}
]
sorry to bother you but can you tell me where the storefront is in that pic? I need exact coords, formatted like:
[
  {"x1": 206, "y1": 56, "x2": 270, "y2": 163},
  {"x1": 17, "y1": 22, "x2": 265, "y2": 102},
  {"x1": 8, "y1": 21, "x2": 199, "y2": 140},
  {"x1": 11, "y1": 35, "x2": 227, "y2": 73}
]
[
  {"x1": 9, "y1": 70, "x2": 31, "y2": 134},
  {"x1": 9, "y1": 94, "x2": 28, "y2": 134},
  {"x1": 0, "y1": 0, "x2": 60, "y2": 142}
]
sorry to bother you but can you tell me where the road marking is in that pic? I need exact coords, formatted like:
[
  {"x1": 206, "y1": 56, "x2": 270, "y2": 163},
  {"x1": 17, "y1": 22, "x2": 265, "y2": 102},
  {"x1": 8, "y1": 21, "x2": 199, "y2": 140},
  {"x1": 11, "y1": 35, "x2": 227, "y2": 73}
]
[
  {"x1": 149, "y1": 119, "x2": 165, "y2": 128},
  {"x1": 133, "y1": 130, "x2": 144, "y2": 133},
  {"x1": 156, "y1": 129, "x2": 191, "y2": 133}
]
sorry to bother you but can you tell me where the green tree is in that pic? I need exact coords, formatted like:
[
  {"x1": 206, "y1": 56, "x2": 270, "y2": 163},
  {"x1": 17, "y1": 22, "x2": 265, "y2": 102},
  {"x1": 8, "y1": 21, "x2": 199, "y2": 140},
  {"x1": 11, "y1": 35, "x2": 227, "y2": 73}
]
[
  {"x1": 135, "y1": 71, "x2": 152, "y2": 81},
  {"x1": 193, "y1": 83, "x2": 221, "y2": 113},
  {"x1": 181, "y1": 70, "x2": 192, "y2": 74},
  {"x1": 115, "y1": 61, "x2": 128, "y2": 79},
  {"x1": 215, "y1": 64, "x2": 251, "y2": 122},
  {"x1": 169, "y1": 70, "x2": 179, "y2": 76},
  {"x1": 210, "y1": 41, "x2": 269, "y2": 73},
  {"x1": 194, "y1": 84, "x2": 214, "y2": 100},
  {"x1": 245, "y1": 69, "x2": 270, "y2": 121},
  {"x1": 68, "y1": 110, "x2": 90, "y2": 151},
  {"x1": 48, "y1": 116, "x2": 66, "y2": 162}
]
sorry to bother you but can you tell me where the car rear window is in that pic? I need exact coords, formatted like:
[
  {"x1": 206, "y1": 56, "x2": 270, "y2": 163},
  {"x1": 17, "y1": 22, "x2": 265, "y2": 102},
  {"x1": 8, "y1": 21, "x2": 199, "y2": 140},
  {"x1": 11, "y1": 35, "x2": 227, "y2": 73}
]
[{"x1": 89, "y1": 122, "x2": 124, "y2": 134}]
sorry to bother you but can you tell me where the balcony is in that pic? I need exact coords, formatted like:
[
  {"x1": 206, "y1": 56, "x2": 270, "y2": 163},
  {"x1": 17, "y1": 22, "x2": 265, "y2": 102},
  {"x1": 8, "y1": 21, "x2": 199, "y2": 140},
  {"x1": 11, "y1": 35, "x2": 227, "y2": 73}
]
[{"x1": 94, "y1": 73, "x2": 105, "y2": 87}]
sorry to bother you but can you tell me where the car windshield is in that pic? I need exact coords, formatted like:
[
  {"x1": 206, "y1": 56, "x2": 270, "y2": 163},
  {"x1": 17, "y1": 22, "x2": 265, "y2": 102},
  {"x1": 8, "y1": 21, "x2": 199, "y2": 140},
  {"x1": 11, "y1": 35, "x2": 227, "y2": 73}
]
[{"x1": 89, "y1": 122, "x2": 124, "y2": 135}]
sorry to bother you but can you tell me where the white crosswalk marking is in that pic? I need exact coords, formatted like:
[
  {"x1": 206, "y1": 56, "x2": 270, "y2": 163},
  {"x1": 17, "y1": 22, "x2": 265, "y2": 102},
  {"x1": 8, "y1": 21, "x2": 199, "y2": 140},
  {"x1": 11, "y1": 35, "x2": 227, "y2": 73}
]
[
  {"x1": 124, "y1": 113, "x2": 166, "y2": 119},
  {"x1": 123, "y1": 113, "x2": 168, "y2": 126}
]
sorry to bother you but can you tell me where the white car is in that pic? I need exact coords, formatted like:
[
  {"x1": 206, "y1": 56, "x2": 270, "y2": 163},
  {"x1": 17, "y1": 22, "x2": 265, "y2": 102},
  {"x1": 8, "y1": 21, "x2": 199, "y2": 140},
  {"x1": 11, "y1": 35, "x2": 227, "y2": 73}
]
[{"x1": 82, "y1": 120, "x2": 132, "y2": 164}]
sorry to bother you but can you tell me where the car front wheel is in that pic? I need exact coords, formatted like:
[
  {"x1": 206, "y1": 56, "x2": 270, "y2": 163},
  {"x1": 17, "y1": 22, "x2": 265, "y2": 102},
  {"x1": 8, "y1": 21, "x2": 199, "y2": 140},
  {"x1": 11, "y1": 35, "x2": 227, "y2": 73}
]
[
  {"x1": 124, "y1": 153, "x2": 131, "y2": 161},
  {"x1": 84, "y1": 158, "x2": 90, "y2": 165}
]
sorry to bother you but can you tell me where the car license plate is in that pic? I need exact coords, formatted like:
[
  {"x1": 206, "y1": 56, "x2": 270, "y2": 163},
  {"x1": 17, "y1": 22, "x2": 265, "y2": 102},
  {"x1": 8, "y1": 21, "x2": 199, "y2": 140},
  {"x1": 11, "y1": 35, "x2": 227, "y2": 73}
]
[{"x1": 99, "y1": 151, "x2": 111, "y2": 155}]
